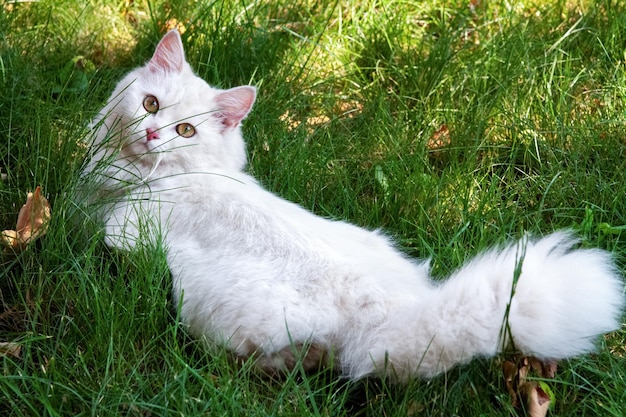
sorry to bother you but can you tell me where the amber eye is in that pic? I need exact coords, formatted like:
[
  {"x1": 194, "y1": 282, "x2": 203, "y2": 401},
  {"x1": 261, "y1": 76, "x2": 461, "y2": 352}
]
[
  {"x1": 176, "y1": 123, "x2": 196, "y2": 138},
  {"x1": 143, "y1": 95, "x2": 159, "y2": 114}
]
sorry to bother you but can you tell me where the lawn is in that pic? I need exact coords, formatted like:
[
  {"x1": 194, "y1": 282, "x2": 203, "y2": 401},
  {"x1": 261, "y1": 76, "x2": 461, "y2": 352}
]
[{"x1": 1, "y1": 0, "x2": 625, "y2": 415}]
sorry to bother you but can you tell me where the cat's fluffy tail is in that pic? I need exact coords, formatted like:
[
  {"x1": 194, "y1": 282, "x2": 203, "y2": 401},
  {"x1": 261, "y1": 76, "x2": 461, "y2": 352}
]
[{"x1": 341, "y1": 231, "x2": 624, "y2": 380}]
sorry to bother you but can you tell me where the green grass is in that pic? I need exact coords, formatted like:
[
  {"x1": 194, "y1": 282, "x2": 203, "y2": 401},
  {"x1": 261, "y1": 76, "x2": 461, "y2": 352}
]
[{"x1": 1, "y1": 0, "x2": 625, "y2": 415}]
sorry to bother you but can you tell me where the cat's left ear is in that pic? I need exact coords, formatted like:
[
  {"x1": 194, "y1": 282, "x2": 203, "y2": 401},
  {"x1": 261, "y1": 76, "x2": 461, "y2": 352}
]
[
  {"x1": 214, "y1": 86, "x2": 257, "y2": 130},
  {"x1": 148, "y1": 30, "x2": 185, "y2": 74}
]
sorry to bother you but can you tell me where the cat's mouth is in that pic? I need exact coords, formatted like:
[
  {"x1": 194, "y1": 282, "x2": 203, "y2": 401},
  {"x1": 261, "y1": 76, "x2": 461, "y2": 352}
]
[
  {"x1": 145, "y1": 137, "x2": 167, "y2": 152},
  {"x1": 122, "y1": 128, "x2": 167, "y2": 161},
  {"x1": 133, "y1": 129, "x2": 169, "y2": 153}
]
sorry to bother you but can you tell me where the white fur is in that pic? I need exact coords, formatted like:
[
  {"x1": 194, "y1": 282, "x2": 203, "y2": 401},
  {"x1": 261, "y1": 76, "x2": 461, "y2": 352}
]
[{"x1": 84, "y1": 30, "x2": 625, "y2": 381}]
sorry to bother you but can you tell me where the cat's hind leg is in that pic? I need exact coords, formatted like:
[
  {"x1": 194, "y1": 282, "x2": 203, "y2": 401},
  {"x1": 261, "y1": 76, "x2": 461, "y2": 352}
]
[{"x1": 244, "y1": 342, "x2": 330, "y2": 376}]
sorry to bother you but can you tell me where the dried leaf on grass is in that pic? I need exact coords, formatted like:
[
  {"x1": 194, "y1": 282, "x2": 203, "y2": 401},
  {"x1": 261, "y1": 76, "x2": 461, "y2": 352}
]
[
  {"x1": 502, "y1": 356, "x2": 557, "y2": 417},
  {"x1": 522, "y1": 382, "x2": 552, "y2": 417},
  {"x1": 427, "y1": 124, "x2": 451, "y2": 151},
  {"x1": 1, "y1": 186, "x2": 51, "y2": 251},
  {"x1": 0, "y1": 342, "x2": 22, "y2": 358}
]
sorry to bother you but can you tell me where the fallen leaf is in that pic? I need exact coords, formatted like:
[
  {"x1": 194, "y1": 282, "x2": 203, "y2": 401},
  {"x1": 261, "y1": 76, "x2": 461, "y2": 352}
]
[
  {"x1": 528, "y1": 356, "x2": 558, "y2": 379},
  {"x1": 523, "y1": 382, "x2": 551, "y2": 417},
  {"x1": 0, "y1": 342, "x2": 22, "y2": 358},
  {"x1": 427, "y1": 124, "x2": 450, "y2": 151},
  {"x1": 1, "y1": 186, "x2": 51, "y2": 251},
  {"x1": 502, "y1": 355, "x2": 557, "y2": 417},
  {"x1": 502, "y1": 359, "x2": 521, "y2": 406}
]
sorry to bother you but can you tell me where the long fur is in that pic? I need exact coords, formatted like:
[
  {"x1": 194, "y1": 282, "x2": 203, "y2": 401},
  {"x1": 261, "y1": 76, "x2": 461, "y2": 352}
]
[{"x1": 83, "y1": 30, "x2": 625, "y2": 381}]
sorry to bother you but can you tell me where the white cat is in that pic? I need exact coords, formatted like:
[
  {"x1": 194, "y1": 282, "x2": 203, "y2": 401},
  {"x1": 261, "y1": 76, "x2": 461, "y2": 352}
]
[{"x1": 83, "y1": 30, "x2": 624, "y2": 381}]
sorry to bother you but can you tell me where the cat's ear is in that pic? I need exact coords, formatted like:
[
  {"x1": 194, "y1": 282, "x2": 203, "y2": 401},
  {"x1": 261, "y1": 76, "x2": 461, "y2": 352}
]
[
  {"x1": 214, "y1": 86, "x2": 257, "y2": 130},
  {"x1": 148, "y1": 30, "x2": 185, "y2": 74}
]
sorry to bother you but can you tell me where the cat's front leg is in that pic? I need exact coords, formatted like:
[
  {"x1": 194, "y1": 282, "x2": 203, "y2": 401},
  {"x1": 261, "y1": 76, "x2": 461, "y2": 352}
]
[
  {"x1": 103, "y1": 200, "x2": 141, "y2": 250},
  {"x1": 103, "y1": 196, "x2": 165, "y2": 250}
]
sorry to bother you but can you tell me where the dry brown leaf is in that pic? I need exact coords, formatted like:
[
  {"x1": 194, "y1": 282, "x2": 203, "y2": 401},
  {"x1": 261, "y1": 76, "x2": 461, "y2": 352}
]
[
  {"x1": 0, "y1": 342, "x2": 22, "y2": 358},
  {"x1": 528, "y1": 356, "x2": 558, "y2": 379},
  {"x1": 502, "y1": 355, "x2": 557, "y2": 416},
  {"x1": 1, "y1": 186, "x2": 51, "y2": 251},
  {"x1": 502, "y1": 359, "x2": 520, "y2": 406},
  {"x1": 427, "y1": 124, "x2": 451, "y2": 151},
  {"x1": 523, "y1": 382, "x2": 552, "y2": 417}
]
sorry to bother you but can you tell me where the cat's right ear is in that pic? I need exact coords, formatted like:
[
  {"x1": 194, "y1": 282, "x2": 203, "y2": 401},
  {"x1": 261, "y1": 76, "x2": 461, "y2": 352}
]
[
  {"x1": 148, "y1": 30, "x2": 185, "y2": 74},
  {"x1": 214, "y1": 86, "x2": 257, "y2": 130}
]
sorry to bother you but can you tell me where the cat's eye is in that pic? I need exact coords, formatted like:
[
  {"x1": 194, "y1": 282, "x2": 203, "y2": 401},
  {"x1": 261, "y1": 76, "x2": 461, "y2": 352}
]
[
  {"x1": 176, "y1": 123, "x2": 196, "y2": 138},
  {"x1": 143, "y1": 95, "x2": 159, "y2": 114}
]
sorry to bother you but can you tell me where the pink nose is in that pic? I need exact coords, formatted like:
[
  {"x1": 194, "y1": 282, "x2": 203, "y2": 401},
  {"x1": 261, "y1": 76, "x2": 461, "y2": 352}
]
[{"x1": 146, "y1": 128, "x2": 160, "y2": 141}]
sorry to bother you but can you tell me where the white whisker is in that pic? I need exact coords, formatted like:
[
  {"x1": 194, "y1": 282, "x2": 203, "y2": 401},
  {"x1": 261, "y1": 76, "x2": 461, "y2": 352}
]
[{"x1": 143, "y1": 152, "x2": 162, "y2": 183}]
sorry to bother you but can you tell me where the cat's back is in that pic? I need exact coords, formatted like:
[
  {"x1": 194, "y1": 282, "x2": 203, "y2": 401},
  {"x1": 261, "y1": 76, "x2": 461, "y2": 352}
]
[{"x1": 157, "y1": 169, "x2": 432, "y2": 298}]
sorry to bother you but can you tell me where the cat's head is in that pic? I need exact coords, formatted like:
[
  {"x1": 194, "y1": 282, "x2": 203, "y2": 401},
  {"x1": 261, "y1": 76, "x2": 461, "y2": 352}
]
[{"x1": 93, "y1": 30, "x2": 256, "y2": 177}]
